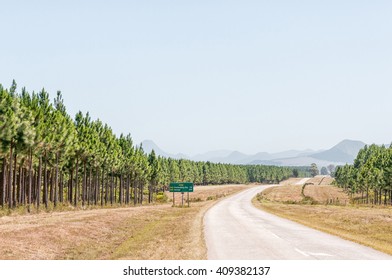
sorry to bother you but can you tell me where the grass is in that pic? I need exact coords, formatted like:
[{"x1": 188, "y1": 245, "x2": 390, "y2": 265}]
[
  {"x1": 110, "y1": 204, "x2": 207, "y2": 260},
  {"x1": 0, "y1": 184, "x2": 250, "y2": 260},
  {"x1": 253, "y1": 181, "x2": 392, "y2": 256}
]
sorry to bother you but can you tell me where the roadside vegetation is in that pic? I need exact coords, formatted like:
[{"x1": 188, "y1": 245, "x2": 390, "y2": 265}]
[
  {"x1": 254, "y1": 177, "x2": 392, "y2": 255},
  {"x1": 334, "y1": 144, "x2": 392, "y2": 205},
  {"x1": 0, "y1": 184, "x2": 250, "y2": 259}
]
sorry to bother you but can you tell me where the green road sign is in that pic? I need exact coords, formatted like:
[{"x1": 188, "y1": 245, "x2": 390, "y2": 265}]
[{"x1": 169, "y1": 182, "x2": 194, "y2": 192}]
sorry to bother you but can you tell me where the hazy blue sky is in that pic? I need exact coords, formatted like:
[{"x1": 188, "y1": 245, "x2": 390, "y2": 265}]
[{"x1": 1, "y1": 0, "x2": 391, "y2": 155}]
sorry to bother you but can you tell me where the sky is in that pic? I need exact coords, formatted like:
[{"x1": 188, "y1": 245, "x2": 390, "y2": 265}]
[{"x1": 1, "y1": 0, "x2": 391, "y2": 155}]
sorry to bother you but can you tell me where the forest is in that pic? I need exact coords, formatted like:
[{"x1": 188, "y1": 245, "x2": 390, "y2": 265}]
[
  {"x1": 0, "y1": 81, "x2": 297, "y2": 211},
  {"x1": 335, "y1": 144, "x2": 392, "y2": 205}
]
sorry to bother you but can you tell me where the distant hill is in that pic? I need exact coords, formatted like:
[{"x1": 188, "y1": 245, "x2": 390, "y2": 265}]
[
  {"x1": 250, "y1": 156, "x2": 345, "y2": 167},
  {"x1": 192, "y1": 150, "x2": 233, "y2": 162},
  {"x1": 210, "y1": 151, "x2": 250, "y2": 164},
  {"x1": 309, "y1": 139, "x2": 366, "y2": 163},
  {"x1": 141, "y1": 139, "x2": 367, "y2": 167},
  {"x1": 140, "y1": 140, "x2": 168, "y2": 157},
  {"x1": 140, "y1": 140, "x2": 189, "y2": 159}
]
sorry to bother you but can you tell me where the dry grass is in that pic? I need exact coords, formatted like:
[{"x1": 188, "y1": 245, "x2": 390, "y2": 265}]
[
  {"x1": 0, "y1": 184, "x2": 250, "y2": 260},
  {"x1": 169, "y1": 184, "x2": 252, "y2": 205},
  {"x1": 306, "y1": 175, "x2": 335, "y2": 186},
  {"x1": 279, "y1": 178, "x2": 307, "y2": 185},
  {"x1": 261, "y1": 183, "x2": 349, "y2": 204},
  {"x1": 253, "y1": 182, "x2": 392, "y2": 255}
]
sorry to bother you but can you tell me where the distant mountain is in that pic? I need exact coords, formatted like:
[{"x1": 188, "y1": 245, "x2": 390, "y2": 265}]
[
  {"x1": 175, "y1": 153, "x2": 189, "y2": 159},
  {"x1": 310, "y1": 139, "x2": 366, "y2": 163},
  {"x1": 140, "y1": 140, "x2": 189, "y2": 159},
  {"x1": 220, "y1": 151, "x2": 249, "y2": 164},
  {"x1": 192, "y1": 150, "x2": 233, "y2": 162},
  {"x1": 236, "y1": 152, "x2": 272, "y2": 164},
  {"x1": 221, "y1": 149, "x2": 322, "y2": 165},
  {"x1": 141, "y1": 139, "x2": 367, "y2": 167},
  {"x1": 141, "y1": 140, "x2": 169, "y2": 157},
  {"x1": 250, "y1": 156, "x2": 345, "y2": 167}
]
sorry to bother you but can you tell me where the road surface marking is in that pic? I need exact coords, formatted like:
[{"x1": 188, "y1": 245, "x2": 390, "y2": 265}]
[
  {"x1": 295, "y1": 248, "x2": 310, "y2": 257},
  {"x1": 295, "y1": 248, "x2": 334, "y2": 257},
  {"x1": 308, "y1": 252, "x2": 334, "y2": 257},
  {"x1": 271, "y1": 233, "x2": 281, "y2": 239}
]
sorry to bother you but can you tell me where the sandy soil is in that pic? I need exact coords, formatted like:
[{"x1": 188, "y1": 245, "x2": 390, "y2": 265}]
[{"x1": 261, "y1": 176, "x2": 348, "y2": 204}]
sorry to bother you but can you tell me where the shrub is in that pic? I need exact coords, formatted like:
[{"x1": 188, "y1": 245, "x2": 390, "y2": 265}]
[{"x1": 155, "y1": 193, "x2": 168, "y2": 203}]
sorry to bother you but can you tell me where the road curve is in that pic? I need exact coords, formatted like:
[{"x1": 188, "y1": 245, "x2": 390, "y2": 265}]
[{"x1": 204, "y1": 185, "x2": 392, "y2": 260}]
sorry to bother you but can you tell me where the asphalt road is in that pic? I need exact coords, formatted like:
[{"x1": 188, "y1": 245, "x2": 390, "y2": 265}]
[{"x1": 204, "y1": 185, "x2": 392, "y2": 260}]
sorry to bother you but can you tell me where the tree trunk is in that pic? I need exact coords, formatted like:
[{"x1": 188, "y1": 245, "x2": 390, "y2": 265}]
[
  {"x1": 118, "y1": 173, "x2": 124, "y2": 205},
  {"x1": 59, "y1": 171, "x2": 63, "y2": 203},
  {"x1": 28, "y1": 151, "x2": 32, "y2": 212},
  {"x1": 54, "y1": 153, "x2": 59, "y2": 207},
  {"x1": 126, "y1": 173, "x2": 130, "y2": 204},
  {"x1": 384, "y1": 189, "x2": 387, "y2": 205},
  {"x1": 8, "y1": 143, "x2": 14, "y2": 208},
  {"x1": 33, "y1": 169, "x2": 37, "y2": 203},
  {"x1": 74, "y1": 158, "x2": 79, "y2": 207},
  {"x1": 133, "y1": 177, "x2": 137, "y2": 206},
  {"x1": 2, "y1": 158, "x2": 7, "y2": 208},
  {"x1": 110, "y1": 172, "x2": 114, "y2": 205},
  {"x1": 114, "y1": 175, "x2": 117, "y2": 204},
  {"x1": 37, "y1": 156, "x2": 42, "y2": 209},
  {"x1": 18, "y1": 164, "x2": 23, "y2": 205},
  {"x1": 88, "y1": 165, "x2": 92, "y2": 206},
  {"x1": 390, "y1": 189, "x2": 392, "y2": 205},
  {"x1": 12, "y1": 151, "x2": 17, "y2": 207},
  {"x1": 44, "y1": 151, "x2": 48, "y2": 209},
  {"x1": 23, "y1": 167, "x2": 27, "y2": 205},
  {"x1": 69, "y1": 168, "x2": 73, "y2": 203},
  {"x1": 148, "y1": 184, "x2": 151, "y2": 204},
  {"x1": 140, "y1": 182, "x2": 143, "y2": 205},
  {"x1": 105, "y1": 178, "x2": 108, "y2": 205},
  {"x1": 49, "y1": 168, "x2": 53, "y2": 203},
  {"x1": 366, "y1": 186, "x2": 369, "y2": 204},
  {"x1": 82, "y1": 160, "x2": 86, "y2": 207},
  {"x1": 95, "y1": 166, "x2": 99, "y2": 205},
  {"x1": 101, "y1": 166, "x2": 105, "y2": 206}
]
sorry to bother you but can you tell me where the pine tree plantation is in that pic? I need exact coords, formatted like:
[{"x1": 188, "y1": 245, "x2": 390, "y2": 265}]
[{"x1": 0, "y1": 81, "x2": 294, "y2": 212}]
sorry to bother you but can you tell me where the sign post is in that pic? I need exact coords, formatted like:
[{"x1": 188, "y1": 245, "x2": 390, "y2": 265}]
[{"x1": 169, "y1": 182, "x2": 194, "y2": 207}]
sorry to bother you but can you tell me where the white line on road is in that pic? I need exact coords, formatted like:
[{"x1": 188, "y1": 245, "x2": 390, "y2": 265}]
[
  {"x1": 270, "y1": 233, "x2": 281, "y2": 239},
  {"x1": 295, "y1": 248, "x2": 310, "y2": 257},
  {"x1": 308, "y1": 252, "x2": 334, "y2": 257}
]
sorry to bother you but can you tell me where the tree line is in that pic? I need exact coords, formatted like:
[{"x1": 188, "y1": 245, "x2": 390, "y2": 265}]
[
  {"x1": 334, "y1": 144, "x2": 392, "y2": 205},
  {"x1": 0, "y1": 81, "x2": 296, "y2": 211}
]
